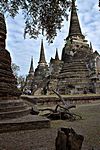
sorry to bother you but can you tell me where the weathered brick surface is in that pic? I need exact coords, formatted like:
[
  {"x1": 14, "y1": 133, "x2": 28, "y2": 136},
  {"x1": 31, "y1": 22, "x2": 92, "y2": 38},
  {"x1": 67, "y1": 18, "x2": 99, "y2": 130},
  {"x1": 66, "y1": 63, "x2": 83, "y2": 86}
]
[
  {"x1": 0, "y1": 115, "x2": 50, "y2": 133},
  {"x1": 0, "y1": 13, "x2": 32, "y2": 120},
  {"x1": 21, "y1": 95, "x2": 100, "y2": 105}
]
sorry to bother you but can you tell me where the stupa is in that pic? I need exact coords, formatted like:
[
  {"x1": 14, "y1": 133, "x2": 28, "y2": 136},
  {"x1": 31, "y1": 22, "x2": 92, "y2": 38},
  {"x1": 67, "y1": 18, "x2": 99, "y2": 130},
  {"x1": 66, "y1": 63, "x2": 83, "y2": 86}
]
[
  {"x1": 48, "y1": 49, "x2": 63, "y2": 93},
  {"x1": 57, "y1": 0, "x2": 100, "y2": 94},
  {"x1": 23, "y1": 0, "x2": 100, "y2": 95},
  {"x1": 0, "y1": 13, "x2": 30, "y2": 119},
  {"x1": 0, "y1": 13, "x2": 50, "y2": 132},
  {"x1": 32, "y1": 40, "x2": 49, "y2": 95},
  {"x1": 24, "y1": 56, "x2": 34, "y2": 92}
]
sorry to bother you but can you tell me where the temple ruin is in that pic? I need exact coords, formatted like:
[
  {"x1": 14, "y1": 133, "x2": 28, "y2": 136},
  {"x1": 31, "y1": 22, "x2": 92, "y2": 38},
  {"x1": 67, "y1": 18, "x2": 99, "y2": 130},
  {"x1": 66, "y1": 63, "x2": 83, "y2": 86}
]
[
  {"x1": 0, "y1": 13, "x2": 50, "y2": 131},
  {"x1": 25, "y1": 0, "x2": 100, "y2": 95}
]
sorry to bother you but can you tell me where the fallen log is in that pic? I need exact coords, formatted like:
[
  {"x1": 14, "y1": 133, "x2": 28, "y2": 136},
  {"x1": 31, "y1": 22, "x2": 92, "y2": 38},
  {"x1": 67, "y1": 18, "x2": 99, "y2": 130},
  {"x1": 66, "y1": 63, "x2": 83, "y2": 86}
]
[
  {"x1": 55, "y1": 104, "x2": 76, "y2": 112},
  {"x1": 39, "y1": 104, "x2": 82, "y2": 120},
  {"x1": 31, "y1": 78, "x2": 82, "y2": 121}
]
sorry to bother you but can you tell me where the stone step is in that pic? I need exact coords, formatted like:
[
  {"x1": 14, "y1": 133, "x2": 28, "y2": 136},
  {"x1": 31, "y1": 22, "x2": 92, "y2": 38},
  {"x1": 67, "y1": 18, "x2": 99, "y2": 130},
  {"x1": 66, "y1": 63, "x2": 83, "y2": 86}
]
[
  {"x1": 59, "y1": 76, "x2": 90, "y2": 80},
  {"x1": 0, "y1": 106, "x2": 31, "y2": 120},
  {"x1": 0, "y1": 99, "x2": 24, "y2": 107},
  {"x1": 59, "y1": 69, "x2": 89, "y2": 73},
  {"x1": 59, "y1": 73, "x2": 89, "y2": 78},
  {"x1": 62, "y1": 63, "x2": 88, "y2": 68},
  {"x1": 0, "y1": 66, "x2": 12, "y2": 77},
  {"x1": 62, "y1": 61, "x2": 87, "y2": 66},
  {"x1": 62, "y1": 65, "x2": 87, "y2": 70},
  {"x1": 61, "y1": 67, "x2": 88, "y2": 72},
  {"x1": 0, "y1": 115, "x2": 50, "y2": 133},
  {"x1": 0, "y1": 103, "x2": 28, "y2": 113},
  {"x1": 0, "y1": 76, "x2": 16, "y2": 83},
  {"x1": 58, "y1": 81, "x2": 90, "y2": 86},
  {"x1": 60, "y1": 70, "x2": 89, "y2": 76},
  {"x1": 63, "y1": 60, "x2": 86, "y2": 64},
  {"x1": 58, "y1": 79, "x2": 90, "y2": 85},
  {"x1": 0, "y1": 87, "x2": 20, "y2": 97},
  {"x1": 63, "y1": 61, "x2": 86, "y2": 65},
  {"x1": 59, "y1": 76, "x2": 89, "y2": 79}
]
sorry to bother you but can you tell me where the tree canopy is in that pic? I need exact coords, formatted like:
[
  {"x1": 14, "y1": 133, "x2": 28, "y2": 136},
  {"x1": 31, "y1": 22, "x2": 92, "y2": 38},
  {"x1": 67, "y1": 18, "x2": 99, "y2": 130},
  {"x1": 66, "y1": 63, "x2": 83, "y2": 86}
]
[{"x1": 0, "y1": 0, "x2": 71, "y2": 43}]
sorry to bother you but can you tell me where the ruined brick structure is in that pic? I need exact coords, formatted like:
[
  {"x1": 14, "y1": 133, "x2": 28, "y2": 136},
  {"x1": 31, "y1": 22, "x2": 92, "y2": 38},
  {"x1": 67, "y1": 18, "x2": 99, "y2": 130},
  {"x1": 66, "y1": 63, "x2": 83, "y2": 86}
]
[
  {"x1": 57, "y1": 0, "x2": 100, "y2": 94},
  {"x1": 25, "y1": 57, "x2": 34, "y2": 92},
  {"x1": 26, "y1": 0, "x2": 100, "y2": 95},
  {"x1": 48, "y1": 49, "x2": 63, "y2": 94},
  {"x1": 0, "y1": 13, "x2": 50, "y2": 130},
  {"x1": 25, "y1": 45, "x2": 62, "y2": 95},
  {"x1": 32, "y1": 40, "x2": 48, "y2": 95},
  {"x1": 0, "y1": 13, "x2": 31, "y2": 119}
]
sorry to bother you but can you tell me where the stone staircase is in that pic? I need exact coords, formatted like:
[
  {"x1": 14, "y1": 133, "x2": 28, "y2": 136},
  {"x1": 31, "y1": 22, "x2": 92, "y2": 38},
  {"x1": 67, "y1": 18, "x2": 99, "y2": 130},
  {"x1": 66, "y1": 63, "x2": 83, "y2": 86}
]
[
  {"x1": 0, "y1": 99, "x2": 31, "y2": 120},
  {"x1": 0, "y1": 13, "x2": 50, "y2": 132},
  {"x1": 32, "y1": 77, "x2": 50, "y2": 94}
]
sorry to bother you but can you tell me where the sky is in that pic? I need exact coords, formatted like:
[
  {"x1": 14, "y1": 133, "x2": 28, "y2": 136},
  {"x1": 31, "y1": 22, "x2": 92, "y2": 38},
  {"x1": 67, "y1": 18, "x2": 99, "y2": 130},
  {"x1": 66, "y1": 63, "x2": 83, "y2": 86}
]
[{"x1": 5, "y1": 0, "x2": 100, "y2": 76}]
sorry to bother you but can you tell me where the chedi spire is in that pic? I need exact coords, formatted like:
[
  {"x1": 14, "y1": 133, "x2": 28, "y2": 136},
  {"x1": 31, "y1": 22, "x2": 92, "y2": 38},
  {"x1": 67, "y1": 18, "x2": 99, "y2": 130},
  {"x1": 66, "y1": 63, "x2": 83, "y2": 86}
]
[
  {"x1": 67, "y1": 0, "x2": 84, "y2": 39},
  {"x1": 55, "y1": 48, "x2": 59, "y2": 60},
  {"x1": 38, "y1": 39, "x2": 47, "y2": 65},
  {"x1": 0, "y1": 13, "x2": 6, "y2": 48},
  {"x1": 29, "y1": 56, "x2": 34, "y2": 74}
]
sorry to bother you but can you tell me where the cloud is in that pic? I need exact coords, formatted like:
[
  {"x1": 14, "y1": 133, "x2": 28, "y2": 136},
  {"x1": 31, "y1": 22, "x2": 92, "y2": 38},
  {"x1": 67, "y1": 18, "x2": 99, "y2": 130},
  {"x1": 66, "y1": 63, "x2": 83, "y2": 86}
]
[
  {"x1": 5, "y1": 0, "x2": 100, "y2": 75},
  {"x1": 78, "y1": 0, "x2": 100, "y2": 50}
]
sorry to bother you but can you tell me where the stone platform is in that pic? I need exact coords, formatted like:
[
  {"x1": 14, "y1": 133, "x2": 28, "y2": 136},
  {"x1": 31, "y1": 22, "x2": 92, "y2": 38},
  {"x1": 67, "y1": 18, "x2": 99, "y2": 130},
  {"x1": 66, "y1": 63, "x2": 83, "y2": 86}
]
[
  {"x1": 0, "y1": 115, "x2": 50, "y2": 133},
  {"x1": 21, "y1": 94, "x2": 100, "y2": 105}
]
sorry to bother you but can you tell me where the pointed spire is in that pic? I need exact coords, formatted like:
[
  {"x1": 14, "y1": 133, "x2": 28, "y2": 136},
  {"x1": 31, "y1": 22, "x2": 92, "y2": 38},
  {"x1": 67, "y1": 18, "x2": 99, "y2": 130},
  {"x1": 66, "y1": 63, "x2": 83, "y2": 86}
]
[
  {"x1": 29, "y1": 56, "x2": 34, "y2": 74},
  {"x1": 68, "y1": 0, "x2": 84, "y2": 39},
  {"x1": 90, "y1": 42, "x2": 92, "y2": 50},
  {"x1": 90, "y1": 42, "x2": 93, "y2": 52},
  {"x1": 0, "y1": 13, "x2": 7, "y2": 49},
  {"x1": 55, "y1": 48, "x2": 59, "y2": 60},
  {"x1": 38, "y1": 39, "x2": 47, "y2": 64}
]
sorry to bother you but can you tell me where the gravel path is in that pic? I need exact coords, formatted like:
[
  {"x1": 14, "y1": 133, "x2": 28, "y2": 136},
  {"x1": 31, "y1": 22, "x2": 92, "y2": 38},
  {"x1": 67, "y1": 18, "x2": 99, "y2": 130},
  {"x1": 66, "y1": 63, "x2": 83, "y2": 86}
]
[{"x1": 0, "y1": 101, "x2": 100, "y2": 150}]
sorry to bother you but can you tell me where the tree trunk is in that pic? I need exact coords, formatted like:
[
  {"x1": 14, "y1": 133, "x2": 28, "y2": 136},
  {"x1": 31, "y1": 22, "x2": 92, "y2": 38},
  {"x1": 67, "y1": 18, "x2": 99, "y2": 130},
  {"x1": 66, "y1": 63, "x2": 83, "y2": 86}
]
[{"x1": 55, "y1": 128, "x2": 84, "y2": 150}]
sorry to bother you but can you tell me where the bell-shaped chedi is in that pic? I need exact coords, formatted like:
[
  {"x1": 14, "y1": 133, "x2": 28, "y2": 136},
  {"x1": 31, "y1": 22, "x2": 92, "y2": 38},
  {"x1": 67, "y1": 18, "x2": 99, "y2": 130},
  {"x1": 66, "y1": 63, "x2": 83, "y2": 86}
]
[
  {"x1": 0, "y1": 13, "x2": 50, "y2": 131},
  {"x1": 0, "y1": 13, "x2": 31, "y2": 120},
  {"x1": 34, "y1": 39, "x2": 48, "y2": 78},
  {"x1": 0, "y1": 49, "x2": 21, "y2": 99},
  {"x1": 24, "y1": 56, "x2": 34, "y2": 92},
  {"x1": 58, "y1": 0, "x2": 100, "y2": 95},
  {"x1": 67, "y1": 0, "x2": 84, "y2": 40},
  {"x1": 0, "y1": 13, "x2": 6, "y2": 48}
]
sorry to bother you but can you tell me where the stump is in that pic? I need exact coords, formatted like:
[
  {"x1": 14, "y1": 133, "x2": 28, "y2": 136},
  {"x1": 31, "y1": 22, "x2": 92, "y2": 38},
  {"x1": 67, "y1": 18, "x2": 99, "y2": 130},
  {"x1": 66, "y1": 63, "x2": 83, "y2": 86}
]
[{"x1": 55, "y1": 128, "x2": 84, "y2": 150}]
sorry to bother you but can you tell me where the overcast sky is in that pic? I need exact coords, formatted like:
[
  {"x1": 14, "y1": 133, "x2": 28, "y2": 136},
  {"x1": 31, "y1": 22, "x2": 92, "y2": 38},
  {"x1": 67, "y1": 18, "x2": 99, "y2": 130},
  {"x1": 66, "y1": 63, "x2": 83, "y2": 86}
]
[{"x1": 5, "y1": 0, "x2": 100, "y2": 76}]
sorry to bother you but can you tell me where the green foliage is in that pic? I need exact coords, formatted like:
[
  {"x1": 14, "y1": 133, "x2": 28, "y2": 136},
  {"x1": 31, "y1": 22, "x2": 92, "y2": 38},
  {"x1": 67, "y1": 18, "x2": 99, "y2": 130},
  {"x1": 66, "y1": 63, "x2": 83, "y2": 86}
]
[
  {"x1": 0, "y1": 0, "x2": 71, "y2": 43},
  {"x1": 11, "y1": 63, "x2": 26, "y2": 91},
  {"x1": 17, "y1": 75, "x2": 26, "y2": 92},
  {"x1": 11, "y1": 63, "x2": 20, "y2": 78}
]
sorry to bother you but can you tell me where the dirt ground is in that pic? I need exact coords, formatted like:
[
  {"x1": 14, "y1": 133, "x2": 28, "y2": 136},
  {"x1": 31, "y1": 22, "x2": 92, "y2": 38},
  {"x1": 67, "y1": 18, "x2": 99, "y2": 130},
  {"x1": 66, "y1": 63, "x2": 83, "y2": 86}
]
[
  {"x1": 51, "y1": 101, "x2": 100, "y2": 150},
  {"x1": 0, "y1": 101, "x2": 100, "y2": 150}
]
